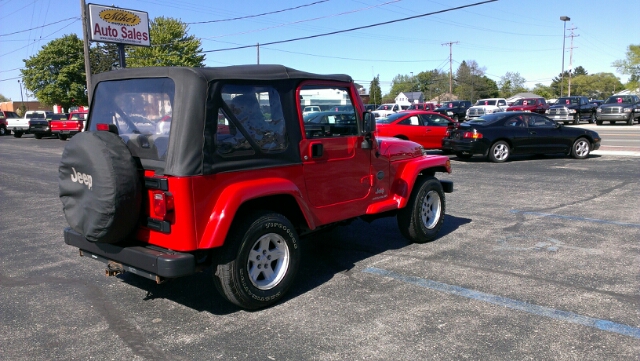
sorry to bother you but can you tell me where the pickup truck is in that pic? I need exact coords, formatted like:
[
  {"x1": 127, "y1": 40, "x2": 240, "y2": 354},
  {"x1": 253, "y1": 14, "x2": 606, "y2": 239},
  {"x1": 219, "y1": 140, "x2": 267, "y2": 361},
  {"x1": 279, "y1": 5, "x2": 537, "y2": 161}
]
[
  {"x1": 51, "y1": 110, "x2": 88, "y2": 140},
  {"x1": 372, "y1": 103, "x2": 409, "y2": 118},
  {"x1": 60, "y1": 65, "x2": 454, "y2": 310},
  {"x1": 466, "y1": 98, "x2": 509, "y2": 120},
  {"x1": 6, "y1": 112, "x2": 35, "y2": 138},
  {"x1": 506, "y1": 97, "x2": 549, "y2": 114},
  {"x1": 546, "y1": 96, "x2": 597, "y2": 125},
  {"x1": 433, "y1": 100, "x2": 472, "y2": 121},
  {"x1": 26, "y1": 111, "x2": 56, "y2": 139},
  {"x1": 0, "y1": 110, "x2": 21, "y2": 136},
  {"x1": 596, "y1": 94, "x2": 640, "y2": 125}
]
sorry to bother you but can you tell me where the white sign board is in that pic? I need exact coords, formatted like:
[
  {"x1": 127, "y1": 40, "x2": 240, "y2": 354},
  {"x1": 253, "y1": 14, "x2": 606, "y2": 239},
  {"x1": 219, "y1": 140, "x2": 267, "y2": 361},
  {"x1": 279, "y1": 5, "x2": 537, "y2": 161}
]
[{"x1": 88, "y1": 4, "x2": 150, "y2": 46}]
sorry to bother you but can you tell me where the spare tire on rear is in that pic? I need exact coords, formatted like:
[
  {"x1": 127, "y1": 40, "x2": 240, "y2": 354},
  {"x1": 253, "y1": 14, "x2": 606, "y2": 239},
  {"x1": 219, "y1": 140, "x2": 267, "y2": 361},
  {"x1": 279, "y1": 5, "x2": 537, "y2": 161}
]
[{"x1": 59, "y1": 131, "x2": 141, "y2": 243}]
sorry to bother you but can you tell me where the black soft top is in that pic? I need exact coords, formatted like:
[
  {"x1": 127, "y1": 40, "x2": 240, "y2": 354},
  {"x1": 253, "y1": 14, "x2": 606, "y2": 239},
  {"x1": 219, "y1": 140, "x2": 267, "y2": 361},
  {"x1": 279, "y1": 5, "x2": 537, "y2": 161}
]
[
  {"x1": 91, "y1": 65, "x2": 352, "y2": 85},
  {"x1": 90, "y1": 65, "x2": 354, "y2": 176}
]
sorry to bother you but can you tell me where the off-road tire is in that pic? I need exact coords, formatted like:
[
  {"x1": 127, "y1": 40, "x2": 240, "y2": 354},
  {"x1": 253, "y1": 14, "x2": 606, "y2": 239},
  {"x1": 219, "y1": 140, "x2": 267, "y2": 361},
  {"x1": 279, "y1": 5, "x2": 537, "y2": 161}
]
[
  {"x1": 397, "y1": 177, "x2": 445, "y2": 244},
  {"x1": 570, "y1": 137, "x2": 590, "y2": 159},
  {"x1": 214, "y1": 211, "x2": 301, "y2": 310}
]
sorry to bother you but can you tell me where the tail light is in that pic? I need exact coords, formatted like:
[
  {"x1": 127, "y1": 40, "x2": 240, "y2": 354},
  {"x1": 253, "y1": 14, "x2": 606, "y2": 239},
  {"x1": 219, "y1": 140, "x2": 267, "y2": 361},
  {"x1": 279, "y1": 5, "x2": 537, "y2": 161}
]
[
  {"x1": 151, "y1": 190, "x2": 174, "y2": 221},
  {"x1": 463, "y1": 129, "x2": 483, "y2": 139}
]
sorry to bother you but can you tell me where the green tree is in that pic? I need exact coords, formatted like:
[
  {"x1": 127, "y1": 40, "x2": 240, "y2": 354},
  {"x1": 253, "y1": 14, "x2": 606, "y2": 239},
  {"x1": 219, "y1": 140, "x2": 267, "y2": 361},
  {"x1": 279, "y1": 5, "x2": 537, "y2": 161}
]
[
  {"x1": 21, "y1": 34, "x2": 88, "y2": 109},
  {"x1": 454, "y1": 60, "x2": 487, "y2": 101},
  {"x1": 90, "y1": 43, "x2": 120, "y2": 73},
  {"x1": 127, "y1": 17, "x2": 205, "y2": 67},
  {"x1": 498, "y1": 72, "x2": 527, "y2": 98},
  {"x1": 0, "y1": 94, "x2": 9, "y2": 102},
  {"x1": 569, "y1": 73, "x2": 623, "y2": 99},
  {"x1": 369, "y1": 75, "x2": 382, "y2": 105},
  {"x1": 531, "y1": 83, "x2": 554, "y2": 99},
  {"x1": 475, "y1": 76, "x2": 499, "y2": 99},
  {"x1": 416, "y1": 69, "x2": 449, "y2": 101},
  {"x1": 612, "y1": 44, "x2": 640, "y2": 90}
]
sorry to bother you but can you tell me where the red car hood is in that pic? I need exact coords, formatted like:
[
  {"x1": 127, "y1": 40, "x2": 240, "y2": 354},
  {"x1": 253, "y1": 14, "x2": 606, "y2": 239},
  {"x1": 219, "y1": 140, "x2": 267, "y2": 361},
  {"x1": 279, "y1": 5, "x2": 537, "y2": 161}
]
[{"x1": 376, "y1": 136, "x2": 424, "y2": 161}]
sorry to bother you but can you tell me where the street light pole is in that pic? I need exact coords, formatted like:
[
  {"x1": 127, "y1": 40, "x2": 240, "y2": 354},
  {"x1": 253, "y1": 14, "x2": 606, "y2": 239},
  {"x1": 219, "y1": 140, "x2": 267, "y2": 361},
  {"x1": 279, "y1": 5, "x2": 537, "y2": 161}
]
[
  {"x1": 17, "y1": 80, "x2": 25, "y2": 113},
  {"x1": 560, "y1": 16, "x2": 570, "y2": 97}
]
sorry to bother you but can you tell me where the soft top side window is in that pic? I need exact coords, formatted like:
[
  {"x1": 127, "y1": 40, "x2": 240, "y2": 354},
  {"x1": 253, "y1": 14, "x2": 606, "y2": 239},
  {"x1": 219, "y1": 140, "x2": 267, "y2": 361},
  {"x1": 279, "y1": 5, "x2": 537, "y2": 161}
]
[{"x1": 216, "y1": 85, "x2": 287, "y2": 156}]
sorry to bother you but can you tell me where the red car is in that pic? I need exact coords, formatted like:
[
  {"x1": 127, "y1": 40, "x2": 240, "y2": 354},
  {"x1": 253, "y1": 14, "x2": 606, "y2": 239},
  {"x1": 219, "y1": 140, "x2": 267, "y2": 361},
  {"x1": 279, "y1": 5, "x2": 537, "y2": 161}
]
[
  {"x1": 375, "y1": 110, "x2": 456, "y2": 150},
  {"x1": 506, "y1": 98, "x2": 549, "y2": 114}
]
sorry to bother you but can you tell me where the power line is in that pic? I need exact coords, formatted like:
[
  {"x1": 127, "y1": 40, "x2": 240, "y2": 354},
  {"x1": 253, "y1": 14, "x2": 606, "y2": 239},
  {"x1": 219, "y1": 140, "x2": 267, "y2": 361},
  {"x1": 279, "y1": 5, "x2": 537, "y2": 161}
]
[
  {"x1": 187, "y1": 0, "x2": 330, "y2": 24},
  {"x1": 0, "y1": 16, "x2": 78, "y2": 36},
  {"x1": 201, "y1": 0, "x2": 498, "y2": 53}
]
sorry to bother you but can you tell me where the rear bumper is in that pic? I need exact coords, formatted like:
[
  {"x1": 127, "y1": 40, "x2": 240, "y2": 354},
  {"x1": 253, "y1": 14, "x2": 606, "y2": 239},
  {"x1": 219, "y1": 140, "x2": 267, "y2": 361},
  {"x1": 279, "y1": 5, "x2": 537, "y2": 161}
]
[{"x1": 64, "y1": 227, "x2": 195, "y2": 280}]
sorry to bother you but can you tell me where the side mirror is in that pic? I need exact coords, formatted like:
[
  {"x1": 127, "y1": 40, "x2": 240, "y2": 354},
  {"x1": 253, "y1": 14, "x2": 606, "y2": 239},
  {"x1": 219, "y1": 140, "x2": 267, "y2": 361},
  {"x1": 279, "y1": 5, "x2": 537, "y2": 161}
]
[{"x1": 363, "y1": 111, "x2": 376, "y2": 134}]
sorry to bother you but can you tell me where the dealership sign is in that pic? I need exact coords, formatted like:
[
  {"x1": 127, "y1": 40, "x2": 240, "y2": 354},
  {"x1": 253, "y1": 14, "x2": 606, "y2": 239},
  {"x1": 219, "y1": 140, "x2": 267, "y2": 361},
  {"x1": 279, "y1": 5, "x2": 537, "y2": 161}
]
[{"x1": 88, "y1": 4, "x2": 150, "y2": 46}]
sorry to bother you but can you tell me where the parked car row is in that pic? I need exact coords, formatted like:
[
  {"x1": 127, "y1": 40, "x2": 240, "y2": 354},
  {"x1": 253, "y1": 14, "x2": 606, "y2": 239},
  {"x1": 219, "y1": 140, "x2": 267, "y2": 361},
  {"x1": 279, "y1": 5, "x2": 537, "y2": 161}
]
[{"x1": 0, "y1": 110, "x2": 88, "y2": 139}]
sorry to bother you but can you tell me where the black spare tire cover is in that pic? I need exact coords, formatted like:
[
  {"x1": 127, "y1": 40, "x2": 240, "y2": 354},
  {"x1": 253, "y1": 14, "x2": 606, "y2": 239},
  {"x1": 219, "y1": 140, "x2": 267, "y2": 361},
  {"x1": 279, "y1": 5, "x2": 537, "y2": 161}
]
[{"x1": 59, "y1": 131, "x2": 141, "y2": 243}]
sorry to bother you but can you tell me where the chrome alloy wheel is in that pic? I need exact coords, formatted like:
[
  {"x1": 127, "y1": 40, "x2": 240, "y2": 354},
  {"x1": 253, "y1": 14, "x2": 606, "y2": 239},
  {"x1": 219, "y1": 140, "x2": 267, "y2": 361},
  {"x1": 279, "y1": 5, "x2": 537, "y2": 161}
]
[
  {"x1": 574, "y1": 139, "x2": 590, "y2": 158},
  {"x1": 420, "y1": 190, "x2": 442, "y2": 230},
  {"x1": 247, "y1": 233, "x2": 290, "y2": 290},
  {"x1": 492, "y1": 143, "x2": 509, "y2": 161}
]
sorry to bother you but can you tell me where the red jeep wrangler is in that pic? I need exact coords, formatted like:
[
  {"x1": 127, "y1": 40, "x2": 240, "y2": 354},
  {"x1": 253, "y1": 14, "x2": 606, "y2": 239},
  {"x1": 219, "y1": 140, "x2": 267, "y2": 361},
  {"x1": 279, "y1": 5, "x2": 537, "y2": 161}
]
[{"x1": 59, "y1": 65, "x2": 453, "y2": 309}]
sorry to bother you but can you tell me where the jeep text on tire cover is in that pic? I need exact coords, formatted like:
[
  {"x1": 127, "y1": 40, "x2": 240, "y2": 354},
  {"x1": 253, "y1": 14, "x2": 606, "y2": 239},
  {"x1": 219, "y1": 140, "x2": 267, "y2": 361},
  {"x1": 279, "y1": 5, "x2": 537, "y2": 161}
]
[{"x1": 60, "y1": 65, "x2": 453, "y2": 310}]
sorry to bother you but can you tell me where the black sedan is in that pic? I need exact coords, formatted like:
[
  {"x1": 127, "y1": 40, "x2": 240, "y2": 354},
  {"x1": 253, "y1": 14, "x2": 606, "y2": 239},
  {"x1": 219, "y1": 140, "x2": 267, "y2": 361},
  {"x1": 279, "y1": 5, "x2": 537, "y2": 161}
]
[{"x1": 441, "y1": 112, "x2": 601, "y2": 162}]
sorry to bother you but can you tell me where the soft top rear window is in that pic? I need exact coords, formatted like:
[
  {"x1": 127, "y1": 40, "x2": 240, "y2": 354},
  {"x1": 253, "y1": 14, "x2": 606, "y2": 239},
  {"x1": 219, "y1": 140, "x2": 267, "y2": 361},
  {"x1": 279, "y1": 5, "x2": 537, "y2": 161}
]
[{"x1": 90, "y1": 78, "x2": 175, "y2": 162}]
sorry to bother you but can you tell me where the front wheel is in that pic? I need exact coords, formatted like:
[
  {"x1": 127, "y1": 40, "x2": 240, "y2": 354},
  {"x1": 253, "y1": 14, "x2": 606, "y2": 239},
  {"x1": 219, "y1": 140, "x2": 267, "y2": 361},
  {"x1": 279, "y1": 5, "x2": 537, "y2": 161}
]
[
  {"x1": 573, "y1": 115, "x2": 579, "y2": 125},
  {"x1": 488, "y1": 141, "x2": 510, "y2": 163},
  {"x1": 214, "y1": 211, "x2": 300, "y2": 310},
  {"x1": 571, "y1": 138, "x2": 590, "y2": 159},
  {"x1": 627, "y1": 115, "x2": 634, "y2": 125},
  {"x1": 596, "y1": 120, "x2": 602, "y2": 125},
  {"x1": 589, "y1": 113, "x2": 596, "y2": 124},
  {"x1": 0, "y1": 126, "x2": 5, "y2": 136},
  {"x1": 397, "y1": 177, "x2": 445, "y2": 244}
]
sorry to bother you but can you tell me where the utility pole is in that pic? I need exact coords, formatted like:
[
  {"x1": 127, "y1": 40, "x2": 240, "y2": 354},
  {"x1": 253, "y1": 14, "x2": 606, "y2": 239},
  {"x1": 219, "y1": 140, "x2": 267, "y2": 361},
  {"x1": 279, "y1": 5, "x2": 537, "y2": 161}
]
[
  {"x1": 566, "y1": 27, "x2": 579, "y2": 97},
  {"x1": 442, "y1": 41, "x2": 458, "y2": 95},
  {"x1": 80, "y1": 0, "x2": 93, "y2": 104},
  {"x1": 257, "y1": 43, "x2": 260, "y2": 64}
]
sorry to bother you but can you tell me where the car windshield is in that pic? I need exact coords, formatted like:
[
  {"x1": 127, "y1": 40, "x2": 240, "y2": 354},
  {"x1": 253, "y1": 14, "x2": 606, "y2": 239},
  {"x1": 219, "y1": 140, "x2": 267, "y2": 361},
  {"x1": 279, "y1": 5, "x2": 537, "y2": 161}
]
[
  {"x1": 26, "y1": 113, "x2": 45, "y2": 119},
  {"x1": 440, "y1": 102, "x2": 454, "y2": 108},
  {"x1": 376, "y1": 112, "x2": 406, "y2": 124},
  {"x1": 604, "y1": 96, "x2": 633, "y2": 104},
  {"x1": 376, "y1": 104, "x2": 394, "y2": 111},
  {"x1": 475, "y1": 100, "x2": 497, "y2": 106},
  {"x1": 557, "y1": 97, "x2": 579, "y2": 105}
]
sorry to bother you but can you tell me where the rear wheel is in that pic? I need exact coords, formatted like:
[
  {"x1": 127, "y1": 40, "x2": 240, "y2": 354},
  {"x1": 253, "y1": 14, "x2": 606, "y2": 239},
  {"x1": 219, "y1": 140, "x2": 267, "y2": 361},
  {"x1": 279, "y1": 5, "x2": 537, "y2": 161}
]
[
  {"x1": 571, "y1": 138, "x2": 590, "y2": 159},
  {"x1": 397, "y1": 177, "x2": 445, "y2": 244},
  {"x1": 488, "y1": 141, "x2": 510, "y2": 163},
  {"x1": 0, "y1": 126, "x2": 5, "y2": 136},
  {"x1": 214, "y1": 211, "x2": 300, "y2": 310}
]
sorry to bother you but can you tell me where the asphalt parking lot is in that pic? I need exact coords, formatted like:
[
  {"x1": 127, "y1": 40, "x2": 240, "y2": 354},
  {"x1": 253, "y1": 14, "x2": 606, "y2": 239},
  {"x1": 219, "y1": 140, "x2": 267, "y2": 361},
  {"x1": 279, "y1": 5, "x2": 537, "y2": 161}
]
[{"x1": 1, "y1": 135, "x2": 639, "y2": 361}]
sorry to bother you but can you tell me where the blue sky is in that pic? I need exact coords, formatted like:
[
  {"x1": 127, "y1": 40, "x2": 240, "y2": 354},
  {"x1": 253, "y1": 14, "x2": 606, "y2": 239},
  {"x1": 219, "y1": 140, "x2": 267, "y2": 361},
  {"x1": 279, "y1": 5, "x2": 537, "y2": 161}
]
[{"x1": 1, "y1": 0, "x2": 637, "y2": 103}]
